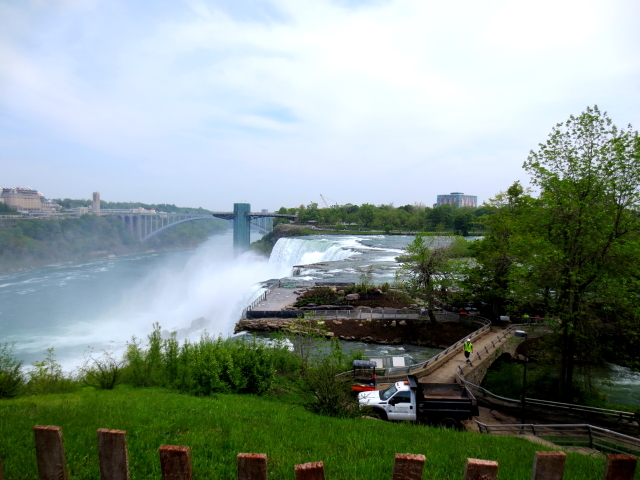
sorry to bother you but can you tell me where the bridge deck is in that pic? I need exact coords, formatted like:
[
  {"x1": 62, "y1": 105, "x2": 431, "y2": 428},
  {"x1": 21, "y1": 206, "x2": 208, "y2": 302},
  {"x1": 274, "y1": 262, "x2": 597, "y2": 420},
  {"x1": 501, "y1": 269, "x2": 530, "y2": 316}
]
[{"x1": 417, "y1": 327, "x2": 503, "y2": 384}]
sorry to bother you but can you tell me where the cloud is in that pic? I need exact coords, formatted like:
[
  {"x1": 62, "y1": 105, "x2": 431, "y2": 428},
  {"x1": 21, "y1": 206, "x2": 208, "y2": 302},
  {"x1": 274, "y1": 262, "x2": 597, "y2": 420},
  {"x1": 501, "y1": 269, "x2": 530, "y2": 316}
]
[{"x1": 0, "y1": 0, "x2": 639, "y2": 208}]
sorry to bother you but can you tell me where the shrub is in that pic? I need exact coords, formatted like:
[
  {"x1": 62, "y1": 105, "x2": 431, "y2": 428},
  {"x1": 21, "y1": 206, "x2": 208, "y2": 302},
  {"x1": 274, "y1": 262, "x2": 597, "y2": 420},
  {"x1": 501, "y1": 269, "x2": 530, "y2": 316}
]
[
  {"x1": 0, "y1": 343, "x2": 24, "y2": 398},
  {"x1": 25, "y1": 348, "x2": 78, "y2": 395},
  {"x1": 80, "y1": 346, "x2": 124, "y2": 390}
]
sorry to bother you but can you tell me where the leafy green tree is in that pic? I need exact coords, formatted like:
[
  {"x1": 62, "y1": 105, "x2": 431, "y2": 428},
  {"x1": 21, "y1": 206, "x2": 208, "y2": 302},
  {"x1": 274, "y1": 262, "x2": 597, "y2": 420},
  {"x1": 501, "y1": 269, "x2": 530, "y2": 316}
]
[
  {"x1": 0, "y1": 343, "x2": 24, "y2": 398},
  {"x1": 396, "y1": 235, "x2": 466, "y2": 322},
  {"x1": 358, "y1": 204, "x2": 375, "y2": 227},
  {"x1": 515, "y1": 106, "x2": 640, "y2": 400}
]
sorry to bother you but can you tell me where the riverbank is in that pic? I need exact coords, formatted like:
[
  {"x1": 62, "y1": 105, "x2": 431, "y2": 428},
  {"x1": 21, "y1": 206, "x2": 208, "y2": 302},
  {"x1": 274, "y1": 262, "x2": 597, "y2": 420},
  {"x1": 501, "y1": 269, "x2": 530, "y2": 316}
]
[
  {"x1": 236, "y1": 318, "x2": 476, "y2": 347},
  {"x1": 0, "y1": 216, "x2": 228, "y2": 274}
]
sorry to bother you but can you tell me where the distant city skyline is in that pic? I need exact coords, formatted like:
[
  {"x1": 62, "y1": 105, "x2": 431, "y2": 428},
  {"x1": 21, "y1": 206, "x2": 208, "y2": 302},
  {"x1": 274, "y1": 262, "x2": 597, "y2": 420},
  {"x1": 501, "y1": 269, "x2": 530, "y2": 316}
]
[{"x1": 1, "y1": 0, "x2": 639, "y2": 211}]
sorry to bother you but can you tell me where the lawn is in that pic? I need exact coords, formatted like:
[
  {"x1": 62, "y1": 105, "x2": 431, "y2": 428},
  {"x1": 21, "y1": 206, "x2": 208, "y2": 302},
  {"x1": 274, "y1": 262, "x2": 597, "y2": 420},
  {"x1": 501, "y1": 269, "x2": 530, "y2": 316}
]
[{"x1": 0, "y1": 386, "x2": 622, "y2": 480}]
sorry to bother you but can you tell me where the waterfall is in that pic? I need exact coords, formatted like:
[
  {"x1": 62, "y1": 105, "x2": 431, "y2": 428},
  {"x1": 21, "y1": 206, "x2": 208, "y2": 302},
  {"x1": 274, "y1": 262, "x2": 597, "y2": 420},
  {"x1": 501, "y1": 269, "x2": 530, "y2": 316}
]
[{"x1": 269, "y1": 237, "x2": 356, "y2": 271}]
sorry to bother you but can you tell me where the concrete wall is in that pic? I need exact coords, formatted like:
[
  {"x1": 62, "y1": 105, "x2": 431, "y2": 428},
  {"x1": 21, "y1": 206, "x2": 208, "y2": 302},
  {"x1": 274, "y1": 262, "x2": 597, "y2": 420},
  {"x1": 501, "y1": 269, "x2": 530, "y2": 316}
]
[{"x1": 461, "y1": 336, "x2": 523, "y2": 386}]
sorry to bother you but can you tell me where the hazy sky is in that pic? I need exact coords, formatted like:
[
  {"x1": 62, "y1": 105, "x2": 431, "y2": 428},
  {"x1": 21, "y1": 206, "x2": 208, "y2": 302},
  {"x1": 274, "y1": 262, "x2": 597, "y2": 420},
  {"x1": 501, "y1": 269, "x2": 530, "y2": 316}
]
[{"x1": 1, "y1": 0, "x2": 639, "y2": 211}]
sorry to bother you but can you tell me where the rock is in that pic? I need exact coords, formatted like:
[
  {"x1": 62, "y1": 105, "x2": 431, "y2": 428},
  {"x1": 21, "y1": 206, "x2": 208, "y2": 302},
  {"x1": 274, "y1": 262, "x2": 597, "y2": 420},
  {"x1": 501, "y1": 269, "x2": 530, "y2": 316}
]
[
  {"x1": 358, "y1": 323, "x2": 363, "y2": 327},
  {"x1": 382, "y1": 324, "x2": 387, "y2": 327},
  {"x1": 362, "y1": 336, "x2": 373, "y2": 342},
  {"x1": 333, "y1": 320, "x2": 342, "y2": 325},
  {"x1": 399, "y1": 320, "x2": 407, "y2": 326},
  {"x1": 345, "y1": 293, "x2": 360, "y2": 301},
  {"x1": 326, "y1": 332, "x2": 335, "y2": 337},
  {"x1": 337, "y1": 290, "x2": 345, "y2": 295},
  {"x1": 391, "y1": 321, "x2": 397, "y2": 327}
]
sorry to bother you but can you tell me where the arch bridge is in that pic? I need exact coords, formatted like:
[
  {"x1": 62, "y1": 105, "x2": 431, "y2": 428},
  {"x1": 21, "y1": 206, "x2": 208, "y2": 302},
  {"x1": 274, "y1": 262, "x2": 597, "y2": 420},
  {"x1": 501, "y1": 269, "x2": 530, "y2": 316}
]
[{"x1": 102, "y1": 203, "x2": 295, "y2": 253}]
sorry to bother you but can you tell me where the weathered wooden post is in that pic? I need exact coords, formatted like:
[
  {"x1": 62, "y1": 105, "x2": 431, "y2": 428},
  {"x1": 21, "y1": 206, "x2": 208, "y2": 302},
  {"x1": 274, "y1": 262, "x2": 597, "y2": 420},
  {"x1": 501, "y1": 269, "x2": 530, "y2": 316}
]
[
  {"x1": 392, "y1": 453, "x2": 425, "y2": 480},
  {"x1": 97, "y1": 429, "x2": 129, "y2": 480},
  {"x1": 531, "y1": 452, "x2": 566, "y2": 480},
  {"x1": 294, "y1": 461, "x2": 325, "y2": 480},
  {"x1": 159, "y1": 445, "x2": 193, "y2": 480},
  {"x1": 34, "y1": 425, "x2": 69, "y2": 480},
  {"x1": 238, "y1": 453, "x2": 268, "y2": 480},
  {"x1": 464, "y1": 458, "x2": 498, "y2": 480},
  {"x1": 603, "y1": 454, "x2": 637, "y2": 480}
]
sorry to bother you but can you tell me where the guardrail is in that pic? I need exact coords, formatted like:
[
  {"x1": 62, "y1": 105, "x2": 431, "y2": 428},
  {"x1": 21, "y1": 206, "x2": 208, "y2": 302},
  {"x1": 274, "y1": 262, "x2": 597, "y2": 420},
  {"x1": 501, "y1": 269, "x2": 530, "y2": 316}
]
[
  {"x1": 457, "y1": 364, "x2": 637, "y2": 425},
  {"x1": 375, "y1": 315, "x2": 492, "y2": 379},
  {"x1": 476, "y1": 421, "x2": 640, "y2": 455}
]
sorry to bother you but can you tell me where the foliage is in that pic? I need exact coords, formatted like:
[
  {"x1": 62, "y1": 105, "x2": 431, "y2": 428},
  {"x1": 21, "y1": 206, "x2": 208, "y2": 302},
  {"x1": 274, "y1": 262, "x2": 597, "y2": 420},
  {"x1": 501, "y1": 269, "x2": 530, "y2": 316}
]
[
  {"x1": 0, "y1": 215, "x2": 227, "y2": 272},
  {"x1": 0, "y1": 343, "x2": 24, "y2": 398},
  {"x1": 80, "y1": 346, "x2": 125, "y2": 390},
  {"x1": 297, "y1": 343, "x2": 361, "y2": 418},
  {"x1": 25, "y1": 348, "x2": 79, "y2": 395},
  {"x1": 396, "y1": 234, "x2": 468, "y2": 321},
  {"x1": 0, "y1": 202, "x2": 18, "y2": 215},
  {"x1": 287, "y1": 314, "x2": 330, "y2": 374},
  {"x1": 465, "y1": 106, "x2": 640, "y2": 398},
  {"x1": 121, "y1": 324, "x2": 293, "y2": 396}
]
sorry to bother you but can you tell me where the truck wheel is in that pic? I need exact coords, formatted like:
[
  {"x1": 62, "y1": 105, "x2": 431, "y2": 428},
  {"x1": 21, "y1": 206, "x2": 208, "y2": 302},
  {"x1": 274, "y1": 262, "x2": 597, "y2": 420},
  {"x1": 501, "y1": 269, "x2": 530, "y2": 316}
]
[
  {"x1": 439, "y1": 418, "x2": 460, "y2": 430},
  {"x1": 372, "y1": 408, "x2": 388, "y2": 421}
]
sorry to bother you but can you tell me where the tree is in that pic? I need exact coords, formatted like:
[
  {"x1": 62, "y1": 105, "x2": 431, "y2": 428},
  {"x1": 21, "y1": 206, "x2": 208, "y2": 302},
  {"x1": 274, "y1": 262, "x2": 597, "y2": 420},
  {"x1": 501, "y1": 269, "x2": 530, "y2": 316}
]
[
  {"x1": 396, "y1": 234, "x2": 467, "y2": 322},
  {"x1": 517, "y1": 106, "x2": 640, "y2": 400},
  {"x1": 358, "y1": 204, "x2": 375, "y2": 228}
]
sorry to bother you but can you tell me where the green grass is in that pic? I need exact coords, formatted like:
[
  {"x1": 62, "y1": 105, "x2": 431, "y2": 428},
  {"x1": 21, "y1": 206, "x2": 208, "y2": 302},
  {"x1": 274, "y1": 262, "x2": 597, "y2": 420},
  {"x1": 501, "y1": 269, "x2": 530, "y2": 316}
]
[{"x1": 0, "y1": 387, "x2": 623, "y2": 480}]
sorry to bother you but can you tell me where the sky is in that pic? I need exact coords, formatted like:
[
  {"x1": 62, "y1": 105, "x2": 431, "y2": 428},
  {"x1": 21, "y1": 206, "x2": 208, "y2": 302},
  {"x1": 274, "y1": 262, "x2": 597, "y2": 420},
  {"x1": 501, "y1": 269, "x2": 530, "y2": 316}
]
[{"x1": 1, "y1": 0, "x2": 639, "y2": 211}]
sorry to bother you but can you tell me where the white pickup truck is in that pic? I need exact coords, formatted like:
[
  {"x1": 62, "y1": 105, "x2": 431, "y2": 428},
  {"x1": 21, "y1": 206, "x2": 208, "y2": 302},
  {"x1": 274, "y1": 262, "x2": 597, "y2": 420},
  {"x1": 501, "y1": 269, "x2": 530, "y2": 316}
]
[{"x1": 358, "y1": 375, "x2": 479, "y2": 428}]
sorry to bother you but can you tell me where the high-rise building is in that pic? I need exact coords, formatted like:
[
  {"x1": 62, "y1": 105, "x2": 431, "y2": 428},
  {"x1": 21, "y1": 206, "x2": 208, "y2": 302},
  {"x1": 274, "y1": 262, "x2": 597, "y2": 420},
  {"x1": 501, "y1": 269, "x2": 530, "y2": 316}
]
[
  {"x1": 93, "y1": 192, "x2": 101, "y2": 214},
  {"x1": 0, "y1": 187, "x2": 44, "y2": 212},
  {"x1": 434, "y1": 192, "x2": 477, "y2": 208}
]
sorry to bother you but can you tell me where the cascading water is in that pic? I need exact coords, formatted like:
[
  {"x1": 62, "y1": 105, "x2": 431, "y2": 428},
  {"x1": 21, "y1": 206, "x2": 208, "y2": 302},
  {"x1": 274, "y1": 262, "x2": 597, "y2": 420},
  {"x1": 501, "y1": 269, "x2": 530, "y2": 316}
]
[{"x1": 269, "y1": 237, "x2": 356, "y2": 272}]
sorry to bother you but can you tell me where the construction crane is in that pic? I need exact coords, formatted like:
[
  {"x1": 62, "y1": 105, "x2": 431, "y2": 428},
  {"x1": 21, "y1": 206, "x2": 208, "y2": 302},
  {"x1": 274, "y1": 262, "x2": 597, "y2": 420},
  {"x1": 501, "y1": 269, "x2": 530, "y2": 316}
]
[{"x1": 320, "y1": 194, "x2": 330, "y2": 208}]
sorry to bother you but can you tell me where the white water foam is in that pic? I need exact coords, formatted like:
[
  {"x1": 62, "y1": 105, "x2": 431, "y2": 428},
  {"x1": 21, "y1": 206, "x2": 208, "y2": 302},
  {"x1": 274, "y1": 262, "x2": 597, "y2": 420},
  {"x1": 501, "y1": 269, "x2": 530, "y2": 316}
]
[{"x1": 269, "y1": 237, "x2": 356, "y2": 271}]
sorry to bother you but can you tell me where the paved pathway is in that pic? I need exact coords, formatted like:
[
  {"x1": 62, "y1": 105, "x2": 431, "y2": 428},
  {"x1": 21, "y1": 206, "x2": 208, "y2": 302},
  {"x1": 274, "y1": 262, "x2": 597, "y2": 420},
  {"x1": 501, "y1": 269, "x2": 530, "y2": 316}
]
[
  {"x1": 417, "y1": 327, "x2": 506, "y2": 383},
  {"x1": 252, "y1": 287, "x2": 304, "y2": 311}
]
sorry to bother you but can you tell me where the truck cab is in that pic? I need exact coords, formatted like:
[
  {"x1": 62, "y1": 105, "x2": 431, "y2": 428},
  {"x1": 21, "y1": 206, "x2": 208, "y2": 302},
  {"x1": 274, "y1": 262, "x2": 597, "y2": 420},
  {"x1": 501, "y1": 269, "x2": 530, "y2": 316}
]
[{"x1": 358, "y1": 375, "x2": 479, "y2": 428}]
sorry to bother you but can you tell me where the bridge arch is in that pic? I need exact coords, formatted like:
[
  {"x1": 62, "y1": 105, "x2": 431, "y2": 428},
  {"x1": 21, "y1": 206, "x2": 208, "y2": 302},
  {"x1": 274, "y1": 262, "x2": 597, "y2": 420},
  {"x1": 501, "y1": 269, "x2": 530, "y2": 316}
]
[{"x1": 142, "y1": 216, "x2": 227, "y2": 241}]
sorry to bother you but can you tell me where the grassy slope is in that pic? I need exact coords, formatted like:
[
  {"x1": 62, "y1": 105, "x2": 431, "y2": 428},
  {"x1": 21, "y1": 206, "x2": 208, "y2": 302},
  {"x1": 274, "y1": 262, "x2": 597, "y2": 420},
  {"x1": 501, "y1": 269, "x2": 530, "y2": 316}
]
[{"x1": 0, "y1": 387, "x2": 615, "y2": 480}]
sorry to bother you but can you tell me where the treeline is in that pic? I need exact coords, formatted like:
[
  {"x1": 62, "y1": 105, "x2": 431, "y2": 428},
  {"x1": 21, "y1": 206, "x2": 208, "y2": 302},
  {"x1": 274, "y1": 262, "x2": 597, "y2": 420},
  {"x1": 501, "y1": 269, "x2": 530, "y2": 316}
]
[
  {"x1": 276, "y1": 202, "x2": 491, "y2": 235},
  {"x1": 54, "y1": 198, "x2": 211, "y2": 214},
  {"x1": 0, "y1": 202, "x2": 18, "y2": 215},
  {"x1": 0, "y1": 215, "x2": 228, "y2": 273}
]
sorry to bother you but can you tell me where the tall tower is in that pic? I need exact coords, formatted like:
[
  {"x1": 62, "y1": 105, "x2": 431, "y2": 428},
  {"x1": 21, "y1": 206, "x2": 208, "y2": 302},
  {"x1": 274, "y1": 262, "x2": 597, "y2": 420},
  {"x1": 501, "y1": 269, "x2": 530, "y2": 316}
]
[
  {"x1": 233, "y1": 203, "x2": 251, "y2": 254},
  {"x1": 93, "y1": 192, "x2": 101, "y2": 214}
]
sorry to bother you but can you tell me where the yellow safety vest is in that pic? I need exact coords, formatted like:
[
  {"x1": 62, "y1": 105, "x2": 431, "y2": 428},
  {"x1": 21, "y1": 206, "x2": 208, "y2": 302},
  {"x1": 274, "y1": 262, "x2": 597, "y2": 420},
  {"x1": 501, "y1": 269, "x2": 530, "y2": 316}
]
[{"x1": 464, "y1": 342, "x2": 473, "y2": 353}]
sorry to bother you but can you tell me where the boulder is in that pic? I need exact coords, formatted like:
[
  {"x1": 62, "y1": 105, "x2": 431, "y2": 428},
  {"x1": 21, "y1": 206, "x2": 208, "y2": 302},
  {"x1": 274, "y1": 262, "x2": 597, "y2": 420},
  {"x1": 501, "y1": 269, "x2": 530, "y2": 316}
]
[
  {"x1": 345, "y1": 293, "x2": 360, "y2": 301},
  {"x1": 390, "y1": 321, "x2": 397, "y2": 327},
  {"x1": 399, "y1": 320, "x2": 407, "y2": 326}
]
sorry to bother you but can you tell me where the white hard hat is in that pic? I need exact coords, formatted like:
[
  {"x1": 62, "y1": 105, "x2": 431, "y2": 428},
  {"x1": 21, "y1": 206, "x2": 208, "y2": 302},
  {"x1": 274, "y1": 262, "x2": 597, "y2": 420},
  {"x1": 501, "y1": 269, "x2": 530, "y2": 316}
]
[{"x1": 467, "y1": 339, "x2": 471, "y2": 342}]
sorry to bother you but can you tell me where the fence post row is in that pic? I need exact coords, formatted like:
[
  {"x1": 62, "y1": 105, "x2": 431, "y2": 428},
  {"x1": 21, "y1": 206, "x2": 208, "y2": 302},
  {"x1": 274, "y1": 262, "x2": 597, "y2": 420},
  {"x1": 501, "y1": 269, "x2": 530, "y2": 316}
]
[{"x1": 9, "y1": 427, "x2": 640, "y2": 480}]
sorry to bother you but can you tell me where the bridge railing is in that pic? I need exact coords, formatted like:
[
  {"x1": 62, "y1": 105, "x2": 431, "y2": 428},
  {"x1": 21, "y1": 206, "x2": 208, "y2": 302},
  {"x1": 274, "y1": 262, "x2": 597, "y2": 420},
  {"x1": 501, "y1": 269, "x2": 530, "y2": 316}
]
[
  {"x1": 476, "y1": 421, "x2": 640, "y2": 455},
  {"x1": 375, "y1": 315, "x2": 492, "y2": 379},
  {"x1": 455, "y1": 329, "x2": 638, "y2": 426}
]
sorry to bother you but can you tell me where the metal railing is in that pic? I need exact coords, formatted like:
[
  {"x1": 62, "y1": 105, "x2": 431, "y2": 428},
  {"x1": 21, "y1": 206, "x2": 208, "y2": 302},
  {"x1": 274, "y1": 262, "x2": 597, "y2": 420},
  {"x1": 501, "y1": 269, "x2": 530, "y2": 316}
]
[
  {"x1": 457, "y1": 366, "x2": 637, "y2": 425},
  {"x1": 476, "y1": 421, "x2": 640, "y2": 455},
  {"x1": 376, "y1": 315, "x2": 493, "y2": 378}
]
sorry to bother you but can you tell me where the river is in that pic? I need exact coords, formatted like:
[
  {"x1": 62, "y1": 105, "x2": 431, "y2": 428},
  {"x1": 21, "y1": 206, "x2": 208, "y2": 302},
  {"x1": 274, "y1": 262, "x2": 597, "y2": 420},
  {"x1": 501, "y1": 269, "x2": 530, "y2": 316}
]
[{"x1": 1, "y1": 229, "x2": 637, "y2": 405}]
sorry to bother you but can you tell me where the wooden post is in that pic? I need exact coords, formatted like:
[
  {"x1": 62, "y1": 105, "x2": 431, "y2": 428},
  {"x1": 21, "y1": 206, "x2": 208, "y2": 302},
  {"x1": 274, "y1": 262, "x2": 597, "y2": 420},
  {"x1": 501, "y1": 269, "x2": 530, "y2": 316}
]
[
  {"x1": 464, "y1": 458, "x2": 498, "y2": 480},
  {"x1": 34, "y1": 425, "x2": 68, "y2": 480},
  {"x1": 392, "y1": 454, "x2": 425, "y2": 480},
  {"x1": 159, "y1": 445, "x2": 192, "y2": 480},
  {"x1": 238, "y1": 453, "x2": 267, "y2": 480},
  {"x1": 603, "y1": 454, "x2": 637, "y2": 480},
  {"x1": 97, "y1": 429, "x2": 129, "y2": 480},
  {"x1": 531, "y1": 452, "x2": 566, "y2": 480},
  {"x1": 294, "y1": 461, "x2": 325, "y2": 480}
]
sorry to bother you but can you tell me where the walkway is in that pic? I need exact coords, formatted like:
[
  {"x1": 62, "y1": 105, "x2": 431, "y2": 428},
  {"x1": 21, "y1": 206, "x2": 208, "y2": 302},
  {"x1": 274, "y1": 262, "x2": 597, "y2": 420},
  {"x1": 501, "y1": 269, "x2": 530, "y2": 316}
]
[{"x1": 417, "y1": 326, "x2": 506, "y2": 383}]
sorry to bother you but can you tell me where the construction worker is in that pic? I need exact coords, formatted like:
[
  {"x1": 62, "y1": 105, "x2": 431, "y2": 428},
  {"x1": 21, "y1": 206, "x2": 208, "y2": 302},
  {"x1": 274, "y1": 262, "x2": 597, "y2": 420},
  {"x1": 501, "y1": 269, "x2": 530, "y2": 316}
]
[{"x1": 464, "y1": 338, "x2": 473, "y2": 363}]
